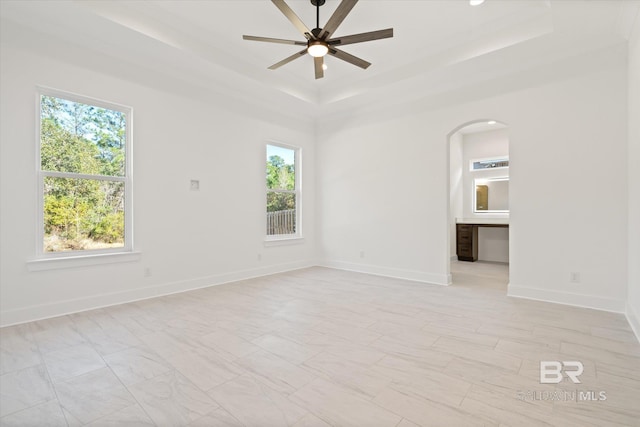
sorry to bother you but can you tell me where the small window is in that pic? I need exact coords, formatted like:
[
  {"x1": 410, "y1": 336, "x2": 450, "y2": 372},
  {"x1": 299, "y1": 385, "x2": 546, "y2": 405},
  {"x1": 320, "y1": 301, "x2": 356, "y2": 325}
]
[
  {"x1": 266, "y1": 143, "x2": 300, "y2": 238},
  {"x1": 37, "y1": 89, "x2": 132, "y2": 256},
  {"x1": 471, "y1": 157, "x2": 509, "y2": 171}
]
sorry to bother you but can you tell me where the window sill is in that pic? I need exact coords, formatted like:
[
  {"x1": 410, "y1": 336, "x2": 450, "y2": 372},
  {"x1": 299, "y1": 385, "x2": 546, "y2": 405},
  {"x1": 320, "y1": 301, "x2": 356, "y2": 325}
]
[
  {"x1": 27, "y1": 251, "x2": 142, "y2": 272},
  {"x1": 264, "y1": 236, "x2": 305, "y2": 247}
]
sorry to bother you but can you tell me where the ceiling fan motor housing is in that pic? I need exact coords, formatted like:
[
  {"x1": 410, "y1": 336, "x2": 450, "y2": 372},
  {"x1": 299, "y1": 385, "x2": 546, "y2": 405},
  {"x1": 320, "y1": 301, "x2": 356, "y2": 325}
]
[{"x1": 310, "y1": 0, "x2": 326, "y2": 6}]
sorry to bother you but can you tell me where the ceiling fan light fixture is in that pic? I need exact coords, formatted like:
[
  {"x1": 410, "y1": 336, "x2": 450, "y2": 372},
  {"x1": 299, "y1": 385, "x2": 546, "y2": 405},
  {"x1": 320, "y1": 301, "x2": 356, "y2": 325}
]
[{"x1": 307, "y1": 40, "x2": 329, "y2": 57}]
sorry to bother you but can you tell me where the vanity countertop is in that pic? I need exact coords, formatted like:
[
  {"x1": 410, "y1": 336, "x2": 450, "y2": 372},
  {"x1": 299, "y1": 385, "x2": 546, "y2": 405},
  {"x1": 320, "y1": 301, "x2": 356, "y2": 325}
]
[{"x1": 456, "y1": 218, "x2": 509, "y2": 225}]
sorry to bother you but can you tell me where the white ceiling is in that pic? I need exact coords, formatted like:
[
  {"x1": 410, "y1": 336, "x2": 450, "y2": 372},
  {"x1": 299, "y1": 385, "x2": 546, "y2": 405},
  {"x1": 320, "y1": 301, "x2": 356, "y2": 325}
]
[{"x1": 1, "y1": 0, "x2": 638, "y2": 123}]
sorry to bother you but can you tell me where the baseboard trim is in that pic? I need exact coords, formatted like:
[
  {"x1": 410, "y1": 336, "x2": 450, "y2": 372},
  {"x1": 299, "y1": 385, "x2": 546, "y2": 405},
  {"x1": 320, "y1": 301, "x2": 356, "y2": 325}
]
[
  {"x1": 7, "y1": 263, "x2": 629, "y2": 332},
  {"x1": 0, "y1": 260, "x2": 315, "y2": 327},
  {"x1": 320, "y1": 260, "x2": 450, "y2": 286},
  {"x1": 507, "y1": 283, "x2": 626, "y2": 313},
  {"x1": 626, "y1": 302, "x2": 640, "y2": 343}
]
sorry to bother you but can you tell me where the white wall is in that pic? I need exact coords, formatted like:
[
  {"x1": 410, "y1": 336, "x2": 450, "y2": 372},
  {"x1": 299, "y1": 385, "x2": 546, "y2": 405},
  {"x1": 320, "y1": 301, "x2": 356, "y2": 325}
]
[
  {"x1": 0, "y1": 42, "x2": 317, "y2": 326},
  {"x1": 627, "y1": 11, "x2": 640, "y2": 339},
  {"x1": 317, "y1": 114, "x2": 452, "y2": 284},
  {"x1": 449, "y1": 133, "x2": 463, "y2": 260},
  {"x1": 318, "y1": 63, "x2": 628, "y2": 311}
]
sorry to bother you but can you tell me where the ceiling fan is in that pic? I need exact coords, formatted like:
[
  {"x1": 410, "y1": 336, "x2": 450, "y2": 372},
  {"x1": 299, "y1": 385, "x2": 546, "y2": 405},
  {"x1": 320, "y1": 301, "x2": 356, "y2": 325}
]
[{"x1": 243, "y1": 0, "x2": 393, "y2": 79}]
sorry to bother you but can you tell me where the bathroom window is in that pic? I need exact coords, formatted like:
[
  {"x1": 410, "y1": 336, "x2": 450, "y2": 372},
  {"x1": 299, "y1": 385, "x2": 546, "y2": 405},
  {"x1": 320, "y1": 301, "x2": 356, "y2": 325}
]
[{"x1": 470, "y1": 157, "x2": 509, "y2": 171}]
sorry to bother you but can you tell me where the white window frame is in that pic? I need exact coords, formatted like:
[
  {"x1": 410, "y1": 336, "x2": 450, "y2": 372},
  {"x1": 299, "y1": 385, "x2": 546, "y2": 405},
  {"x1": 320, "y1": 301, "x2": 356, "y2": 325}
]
[
  {"x1": 265, "y1": 142, "x2": 302, "y2": 243},
  {"x1": 30, "y1": 87, "x2": 137, "y2": 269}
]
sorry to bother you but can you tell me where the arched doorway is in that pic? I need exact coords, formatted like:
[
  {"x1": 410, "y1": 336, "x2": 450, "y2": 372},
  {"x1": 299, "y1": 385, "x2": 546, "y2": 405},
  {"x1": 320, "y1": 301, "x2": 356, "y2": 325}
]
[{"x1": 447, "y1": 120, "x2": 510, "y2": 290}]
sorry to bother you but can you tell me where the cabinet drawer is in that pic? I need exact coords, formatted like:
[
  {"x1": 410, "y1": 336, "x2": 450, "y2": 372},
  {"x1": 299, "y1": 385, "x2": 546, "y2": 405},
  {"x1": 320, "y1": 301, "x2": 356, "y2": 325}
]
[
  {"x1": 457, "y1": 244, "x2": 472, "y2": 255},
  {"x1": 458, "y1": 233, "x2": 472, "y2": 242}
]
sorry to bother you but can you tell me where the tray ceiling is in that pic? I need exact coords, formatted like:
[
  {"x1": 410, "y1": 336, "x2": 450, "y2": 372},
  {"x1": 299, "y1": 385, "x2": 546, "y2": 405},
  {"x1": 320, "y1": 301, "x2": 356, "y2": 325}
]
[{"x1": 1, "y1": 1, "x2": 637, "y2": 121}]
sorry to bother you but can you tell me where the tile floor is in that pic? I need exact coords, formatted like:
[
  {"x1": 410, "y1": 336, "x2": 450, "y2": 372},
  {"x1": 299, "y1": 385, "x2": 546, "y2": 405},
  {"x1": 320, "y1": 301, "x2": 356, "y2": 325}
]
[{"x1": 1, "y1": 263, "x2": 639, "y2": 426}]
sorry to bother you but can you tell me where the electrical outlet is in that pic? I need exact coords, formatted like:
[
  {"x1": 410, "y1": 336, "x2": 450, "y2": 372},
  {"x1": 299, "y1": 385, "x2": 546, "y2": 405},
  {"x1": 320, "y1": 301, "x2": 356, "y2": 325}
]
[
  {"x1": 190, "y1": 180, "x2": 200, "y2": 191},
  {"x1": 570, "y1": 272, "x2": 580, "y2": 283}
]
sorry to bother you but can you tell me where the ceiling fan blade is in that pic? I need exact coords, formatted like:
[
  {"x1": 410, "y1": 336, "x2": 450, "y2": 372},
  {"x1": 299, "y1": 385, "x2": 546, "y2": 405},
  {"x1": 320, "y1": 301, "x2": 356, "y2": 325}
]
[
  {"x1": 314, "y1": 56, "x2": 324, "y2": 79},
  {"x1": 328, "y1": 28, "x2": 393, "y2": 46},
  {"x1": 328, "y1": 47, "x2": 370, "y2": 69},
  {"x1": 318, "y1": 0, "x2": 358, "y2": 40},
  {"x1": 243, "y1": 35, "x2": 307, "y2": 46},
  {"x1": 271, "y1": 0, "x2": 314, "y2": 40},
  {"x1": 268, "y1": 49, "x2": 308, "y2": 70}
]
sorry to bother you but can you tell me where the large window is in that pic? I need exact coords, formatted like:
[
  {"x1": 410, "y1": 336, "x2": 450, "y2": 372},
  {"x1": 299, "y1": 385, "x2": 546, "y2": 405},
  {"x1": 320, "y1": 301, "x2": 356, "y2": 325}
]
[
  {"x1": 37, "y1": 89, "x2": 132, "y2": 256},
  {"x1": 266, "y1": 143, "x2": 300, "y2": 238}
]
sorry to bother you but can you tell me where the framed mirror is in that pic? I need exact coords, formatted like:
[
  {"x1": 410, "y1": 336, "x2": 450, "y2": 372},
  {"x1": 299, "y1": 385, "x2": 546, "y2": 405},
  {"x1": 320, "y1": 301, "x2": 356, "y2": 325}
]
[{"x1": 475, "y1": 177, "x2": 509, "y2": 213}]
